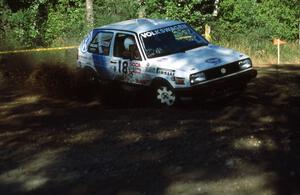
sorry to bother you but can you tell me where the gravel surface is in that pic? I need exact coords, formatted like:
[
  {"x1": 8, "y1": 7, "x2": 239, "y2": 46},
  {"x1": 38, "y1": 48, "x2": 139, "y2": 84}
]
[{"x1": 0, "y1": 64, "x2": 300, "y2": 195}]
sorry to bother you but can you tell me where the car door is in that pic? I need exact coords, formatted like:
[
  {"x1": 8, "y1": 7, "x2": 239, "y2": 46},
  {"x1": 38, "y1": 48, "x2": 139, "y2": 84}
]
[
  {"x1": 87, "y1": 30, "x2": 114, "y2": 80},
  {"x1": 110, "y1": 32, "x2": 147, "y2": 85}
]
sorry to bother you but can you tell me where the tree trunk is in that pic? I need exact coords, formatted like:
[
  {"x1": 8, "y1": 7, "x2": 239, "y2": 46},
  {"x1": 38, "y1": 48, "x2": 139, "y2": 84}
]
[
  {"x1": 213, "y1": 0, "x2": 220, "y2": 16},
  {"x1": 86, "y1": 0, "x2": 94, "y2": 27}
]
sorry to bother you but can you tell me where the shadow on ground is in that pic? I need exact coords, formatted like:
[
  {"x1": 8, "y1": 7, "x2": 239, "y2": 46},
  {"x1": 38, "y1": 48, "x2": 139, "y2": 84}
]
[{"x1": 0, "y1": 57, "x2": 300, "y2": 195}]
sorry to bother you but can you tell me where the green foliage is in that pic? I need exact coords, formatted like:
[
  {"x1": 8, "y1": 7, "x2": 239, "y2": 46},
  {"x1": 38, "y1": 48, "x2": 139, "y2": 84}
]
[
  {"x1": 213, "y1": 0, "x2": 300, "y2": 41},
  {"x1": 9, "y1": 6, "x2": 39, "y2": 47},
  {"x1": 0, "y1": 1, "x2": 38, "y2": 48},
  {"x1": 93, "y1": 0, "x2": 139, "y2": 26},
  {"x1": 0, "y1": 0, "x2": 139, "y2": 48},
  {"x1": 1, "y1": 0, "x2": 48, "y2": 48},
  {"x1": 216, "y1": 36, "x2": 300, "y2": 64},
  {"x1": 0, "y1": 0, "x2": 299, "y2": 50},
  {"x1": 0, "y1": 1, "x2": 11, "y2": 46},
  {"x1": 144, "y1": 0, "x2": 214, "y2": 31},
  {"x1": 44, "y1": 0, "x2": 86, "y2": 46}
]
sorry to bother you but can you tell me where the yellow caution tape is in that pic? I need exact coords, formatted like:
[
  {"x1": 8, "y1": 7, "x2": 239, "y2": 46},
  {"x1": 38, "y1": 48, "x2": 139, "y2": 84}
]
[{"x1": 0, "y1": 45, "x2": 78, "y2": 55}]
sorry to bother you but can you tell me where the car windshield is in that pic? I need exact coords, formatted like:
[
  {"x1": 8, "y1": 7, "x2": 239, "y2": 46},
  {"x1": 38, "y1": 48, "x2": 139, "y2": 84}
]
[{"x1": 140, "y1": 23, "x2": 208, "y2": 58}]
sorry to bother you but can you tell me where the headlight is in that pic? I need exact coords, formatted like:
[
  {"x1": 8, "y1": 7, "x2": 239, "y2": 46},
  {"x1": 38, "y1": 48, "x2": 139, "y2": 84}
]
[
  {"x1": 174, "y1": 77, "x2": 185, "y2": 85},
  {"x1": 239, "y1": 59, "x2": 252, "y2": 70},
  {"x1": 190, "y1": 72, "x2": 206, "y2": 85}
]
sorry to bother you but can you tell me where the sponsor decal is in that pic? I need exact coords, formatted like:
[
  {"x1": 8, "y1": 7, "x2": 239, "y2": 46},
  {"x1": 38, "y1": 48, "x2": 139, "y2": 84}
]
[
  {"x1": 131, "y1": 62, "x2": 141, "y2": 67},
  {"x1": 129, "y1": 62, "x2": 141, "y2": 74},
  {"x1": 145, "y1": 66, "x2": 156, "y2": 73},
  {"x1": 128, "y1": 72, "x2": 134, "y2": 79},
  {"x1": 129, "y1": 67, "x2": 141, "y2": 74},
  {"x1": 157, "y1": 68, "x2": 175, "y2": 76},
  {"x1": 117, "y1": 61, "x2": 141, "y2": 75},
  {"x1": 140, "y1": 24, "x2": 188, "y2": 38},
  {"x1": 205, "y1": 58, "x2": 221, "y2": 64}
]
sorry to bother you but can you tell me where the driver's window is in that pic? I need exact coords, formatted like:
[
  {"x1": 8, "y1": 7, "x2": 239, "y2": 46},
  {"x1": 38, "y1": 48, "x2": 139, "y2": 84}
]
[
  {"x1": 113, "y1": 33, "x2": 142, "y2": 60},
  {"x1": 88, "y1": 32, "x2": 113, "y2": 55}
]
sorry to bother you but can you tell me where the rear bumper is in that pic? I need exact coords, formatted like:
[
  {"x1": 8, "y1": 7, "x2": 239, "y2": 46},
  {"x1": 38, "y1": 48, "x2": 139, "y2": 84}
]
[{"x1": 175, "y1": 69, "x2": 257, "y2": 97}]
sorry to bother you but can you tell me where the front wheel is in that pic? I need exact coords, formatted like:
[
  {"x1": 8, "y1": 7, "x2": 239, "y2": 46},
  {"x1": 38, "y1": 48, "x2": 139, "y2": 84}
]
[{"x1": 153, "y1": 84, "x2": 176, "y2": 107}]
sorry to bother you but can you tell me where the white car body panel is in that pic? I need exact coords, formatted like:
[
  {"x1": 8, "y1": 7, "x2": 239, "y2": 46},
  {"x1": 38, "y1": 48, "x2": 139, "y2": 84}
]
[{"x1": 77, "y1": 18, "x2": 255, "y2": 91}]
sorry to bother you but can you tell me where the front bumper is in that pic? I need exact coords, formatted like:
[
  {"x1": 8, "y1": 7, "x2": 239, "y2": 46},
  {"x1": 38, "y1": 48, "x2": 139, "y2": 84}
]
[{"x1": 175, "y1": 68, "x2": 257, "y2": 97}]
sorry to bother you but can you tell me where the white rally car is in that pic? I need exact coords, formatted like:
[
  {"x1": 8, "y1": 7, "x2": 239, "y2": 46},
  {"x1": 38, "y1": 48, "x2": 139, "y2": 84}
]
[{"x1": 77, "y1": 18, "x2": 257, "y2": 106}]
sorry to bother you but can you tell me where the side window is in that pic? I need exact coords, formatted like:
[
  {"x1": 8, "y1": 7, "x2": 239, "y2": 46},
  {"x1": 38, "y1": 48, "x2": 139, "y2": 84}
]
[
  {"x1": 88, "y1": 32, "x2": 113, "y2": 55},
  {"x1": 113, "y1": 33, "x2": 142, "y2": 61}
]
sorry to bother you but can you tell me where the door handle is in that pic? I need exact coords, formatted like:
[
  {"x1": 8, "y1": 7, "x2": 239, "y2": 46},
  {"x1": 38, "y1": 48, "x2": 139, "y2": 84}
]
[{"x1": 110, "y1": 61, "x2": 117, "y2": 64}]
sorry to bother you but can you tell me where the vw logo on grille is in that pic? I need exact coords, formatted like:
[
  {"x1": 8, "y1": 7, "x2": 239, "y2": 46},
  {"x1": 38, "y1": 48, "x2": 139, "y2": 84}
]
[{"x1": 221, "y1": 68, "x2": 226, "y2": 74}]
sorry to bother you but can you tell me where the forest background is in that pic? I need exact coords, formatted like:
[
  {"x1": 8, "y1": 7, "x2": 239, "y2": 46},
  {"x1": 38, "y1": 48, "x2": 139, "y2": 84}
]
[{"x1": 0, "y1": 0, "x2": 299, "y2": 64}]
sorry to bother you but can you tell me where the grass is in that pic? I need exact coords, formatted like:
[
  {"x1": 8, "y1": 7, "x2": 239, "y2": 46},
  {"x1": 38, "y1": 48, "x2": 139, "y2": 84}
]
[
  {"x1": 0, "y1": 36, "x2": 299, "y2": 75},
  {"x1": 0, "y1": 49, "x2": 77, "y2": 68},
  {"x1": 216, "y1": 38, "x2": 300, "y2": 66}
]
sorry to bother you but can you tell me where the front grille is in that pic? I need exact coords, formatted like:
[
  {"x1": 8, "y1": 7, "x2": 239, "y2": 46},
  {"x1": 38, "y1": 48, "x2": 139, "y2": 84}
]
[{"x1": 204, "y1": 61, "x2": 240, "y2": 80}]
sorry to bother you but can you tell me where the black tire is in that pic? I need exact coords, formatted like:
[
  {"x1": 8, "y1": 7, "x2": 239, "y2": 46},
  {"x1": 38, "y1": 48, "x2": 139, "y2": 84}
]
[
  {"x1": 77, "y1": 68, "x2": 99, "y2": 86},
  {"x1": 75, "y1": 67, "x2": 100, "y2": 99}
]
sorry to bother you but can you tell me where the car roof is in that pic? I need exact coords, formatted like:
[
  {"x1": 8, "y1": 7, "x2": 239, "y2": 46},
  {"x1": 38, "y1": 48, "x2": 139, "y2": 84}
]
[{"x1": 96, "y1": 18, "x2": 184, "y2": 34}]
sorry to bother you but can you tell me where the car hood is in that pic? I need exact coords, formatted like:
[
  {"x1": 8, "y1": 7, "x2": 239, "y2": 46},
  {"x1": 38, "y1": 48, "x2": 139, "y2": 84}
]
[{"x1": 148, "y1": 44, "x2": 248, "y2": 73}]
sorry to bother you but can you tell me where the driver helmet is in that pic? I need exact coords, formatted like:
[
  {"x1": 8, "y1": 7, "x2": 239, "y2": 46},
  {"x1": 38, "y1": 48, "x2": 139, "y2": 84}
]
[{"x1": 124, "y1": 37, "x2": 135, "y2": 50}]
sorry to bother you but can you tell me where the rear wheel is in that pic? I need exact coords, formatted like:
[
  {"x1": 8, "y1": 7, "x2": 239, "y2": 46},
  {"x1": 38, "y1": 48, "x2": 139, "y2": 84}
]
[
  {"x1": 76, "y1": 67, "x2": 100, "y2": 99},
  {"x1": 78, "y1": 68, "x2": 99, "y2": 84}
]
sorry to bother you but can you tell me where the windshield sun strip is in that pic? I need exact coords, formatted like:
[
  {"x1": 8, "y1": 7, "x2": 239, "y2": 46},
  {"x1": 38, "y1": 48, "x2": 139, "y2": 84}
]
[{"x1": 139, "y1": 24, "x2": 208, "y2": 58}]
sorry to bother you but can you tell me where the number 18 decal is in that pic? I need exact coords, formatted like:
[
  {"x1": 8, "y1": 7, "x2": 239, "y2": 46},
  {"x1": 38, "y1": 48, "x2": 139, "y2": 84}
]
[{"x1": 118, "y1": 61, "x2": 128, "y2": 74}]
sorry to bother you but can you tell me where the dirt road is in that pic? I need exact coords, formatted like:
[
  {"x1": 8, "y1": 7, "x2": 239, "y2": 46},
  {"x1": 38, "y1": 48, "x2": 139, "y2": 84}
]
[{"x1": 0, "y1": 63, "x2": 300, "y2": 195}]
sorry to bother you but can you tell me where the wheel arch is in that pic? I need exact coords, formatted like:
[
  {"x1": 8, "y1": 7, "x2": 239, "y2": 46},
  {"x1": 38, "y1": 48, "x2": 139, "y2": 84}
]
[
  {"x1": 80, "y1": 65, "x2": 97, "y2": 73},
  {"x1": 150, "y1": 77, "x2": 173, "y2": 89}
]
